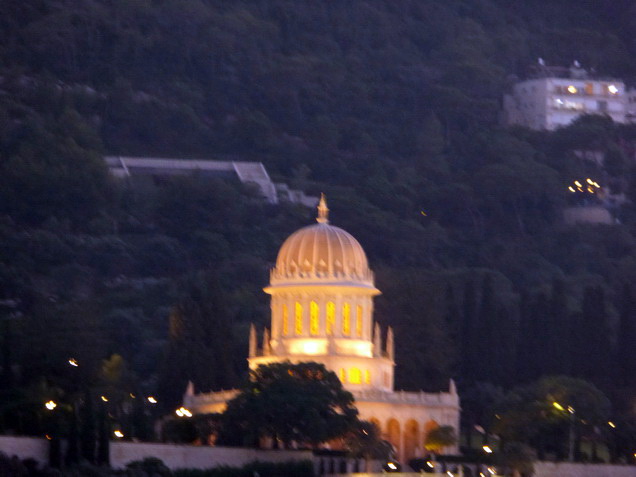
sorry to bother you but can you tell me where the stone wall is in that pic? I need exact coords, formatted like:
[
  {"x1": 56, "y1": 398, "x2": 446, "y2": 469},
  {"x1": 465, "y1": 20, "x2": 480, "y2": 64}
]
[
  {"x1": 110, "y1": 441, "x2": 312, "y2": 470},
  {"x1": 0, "y1": 436, "x2": 312, "y2": 471},
  {"x1": 534, "y1": 462, "x2": 636, "y2": 477},
  {"x1": 0, "y1": 435, "x2": 48, "y2": 463}
]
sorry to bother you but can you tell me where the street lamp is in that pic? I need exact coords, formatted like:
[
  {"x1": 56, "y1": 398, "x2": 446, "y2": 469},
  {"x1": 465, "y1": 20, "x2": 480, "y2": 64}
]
[
  {"x1": 45, "y1": 400, "x2": 57, "y2": 411},
  {"x1": 175, "y1": 407, "x2": 192, "y2": 418}
]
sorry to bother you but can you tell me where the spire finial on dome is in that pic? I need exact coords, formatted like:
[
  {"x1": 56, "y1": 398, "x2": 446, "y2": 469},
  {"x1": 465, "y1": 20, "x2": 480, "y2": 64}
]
[{"x1": 316, "y1": 193, "x2": 329, "y2": 224}]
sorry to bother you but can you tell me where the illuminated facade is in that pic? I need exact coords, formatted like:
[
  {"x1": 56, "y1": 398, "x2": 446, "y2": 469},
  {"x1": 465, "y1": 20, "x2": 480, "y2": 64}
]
[
  {"x1": 184, "y1": 196, "x2": 460, "y2": 462},
  {"x1": 503, "y1": 75, "x2": 628, "y2": 130}
]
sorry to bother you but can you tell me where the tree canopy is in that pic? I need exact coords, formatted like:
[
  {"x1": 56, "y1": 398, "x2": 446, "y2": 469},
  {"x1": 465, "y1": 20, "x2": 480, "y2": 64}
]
[{"x1": 217, "y1": 362, "x2": 359, "y2": 448}]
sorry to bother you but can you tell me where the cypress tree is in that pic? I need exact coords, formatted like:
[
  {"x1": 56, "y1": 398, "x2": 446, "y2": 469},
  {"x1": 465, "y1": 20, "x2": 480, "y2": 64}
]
[
  {"x1": 0, "y1": 317, "x2": 14, "y2": 390},
  {"x1": 578, "y1": 286, "x2": 612, "y2": 388},
  {"x1": 80, "y1": 389, "x2": 96, "y2": 463},
  {"x1": 444, "y1": 284, "x2": 461, "y2": 378},
  {"x1": 158, "y1": 272, "x2": 239, "y2": 410},
  {"x1": 548, "y1": 279, "x2": 570, "y2": 375},
  {"x1": 96, "y1": 407, "x2": 110, "y2": 466},
  {"x1": 65, "y1": 405, "x2": 80, "y2": 466},
  {"x1": 461, "y1": 280, "x2": 477, "y2": 380},
  {"x1": 476, "y1": 275, "x2": 496, "y2": 382},
  {"x1": 617, "y1": 284, "x2": 636, "y2": 388}
]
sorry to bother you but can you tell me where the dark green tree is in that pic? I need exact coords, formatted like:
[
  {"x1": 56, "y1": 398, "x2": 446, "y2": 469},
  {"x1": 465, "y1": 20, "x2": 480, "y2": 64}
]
[
  {"x1": 97, "y1": 406, "x2": 110, "y2": 466},
  {"x1": 345, "y1": 421, "x2": 392, "y2": 472},
  {"x1": 461, "y1": 280, "x2": 478, "y2": 380},
  {"x1": 617, "y1": 284, "x2": 636, "y2": 388},
  {"x1": 80, "y1": 389, "x2": 96, "y2": 463},
  {"x1": 493, "y1": 376, "x2": 611, "y2": 460},
  {"x1": 64, "y1": 406, "x2": 80, "y2": 466},
  {"x1": 217, "y1": 362, "x2": 359, "y2": 448},
  {"x1": 576, "y1": 286, "x2": 612, "y2": 388},
  {"x1": 158, "y1": 273, "x2": 239, "y2": 410}
]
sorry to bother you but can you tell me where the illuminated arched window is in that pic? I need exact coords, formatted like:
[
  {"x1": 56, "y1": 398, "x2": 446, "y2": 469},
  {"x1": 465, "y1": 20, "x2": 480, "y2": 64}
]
[
  {"x1": 342, "y1": 303, "x2": 351, "y2": 335},
  {"x1": 310, "y1": 301, "x2": 319, "y2": 335},
  {"x1": 356, "y1": 305, "x2": 363, "y2": 337},
  {"x1": 349, "y1": 367, "x2": 361, "y2": 384},
  {"x1": 282, "y1": 304, "x2": 289, "y2": 336},
  {"x1": 339, "y1": 368, "x2": 346, "y2": 382},
  {"x1": 364, "y1": 369, "x2": 371, "y2": 384},
  {"x1": 295, "y1": 302, "x2": 303, "y2": 335},
  {"x1": 326, "y1": 302, "x2": 335, "y2": 335}
]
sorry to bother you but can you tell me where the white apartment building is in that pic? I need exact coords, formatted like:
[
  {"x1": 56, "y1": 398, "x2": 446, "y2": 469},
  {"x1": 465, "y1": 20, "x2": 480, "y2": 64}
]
[{"x1": 504, "y1": 68, "x2": 628, "y2": 130}]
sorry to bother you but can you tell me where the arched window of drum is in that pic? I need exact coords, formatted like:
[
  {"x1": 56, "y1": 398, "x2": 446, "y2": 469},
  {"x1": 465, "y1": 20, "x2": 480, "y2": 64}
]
[
  {"x1": 310, "y1": 301, "x2": 319, "y2": 335},
  {"x1": 364, "y1": 369, "x2": 371, "y2": 384},
  {"x1": 349, "y1": 367, "x2": 361, "y2": 384},
  {"x1": 295, "y1": 302, "x2": 303, "y2": 335},
  {"x1": 326, "y1": 302, "x2": 335, "y2": 335},
  {"x1": 342, "y1": 303, "x2": 351, "y2": 335},
  {"x1": 356, "y1": 305, "x2": 363, "y2": 337},
  {"x1": 282, "y1": 304, "x2": 289, "y2": 336}
]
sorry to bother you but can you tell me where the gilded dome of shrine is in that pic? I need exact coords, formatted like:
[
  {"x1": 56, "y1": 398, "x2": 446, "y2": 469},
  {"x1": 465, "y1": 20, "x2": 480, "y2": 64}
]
[{"x1": 270, "y1": 195, "x2": 374, "y2": 286}]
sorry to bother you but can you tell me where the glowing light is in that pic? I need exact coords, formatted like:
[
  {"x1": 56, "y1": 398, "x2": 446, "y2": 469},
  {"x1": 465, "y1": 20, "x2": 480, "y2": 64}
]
[
  {"x1": 587, "y1": 178, "x2": 594, "y2": 185},
  {"x1": 574, "y1": 181, "x2": 582, "y2": 187},
  {"x1": 426, "y1": 461, "x2": 435, "y2": 468},
  {"x1": 68, "y1": 358, "x2": 78, "y2": 367},
  {"x1": 568, "y1": 186, "x2": 576, "y2": 192},
  {"x1": 609, "y1": 421, "x2": 616, "y2": 428},
  {"x1": 387, "y1": 462, "x2": 397, "y2": 470},
  {"x1": 114, "y1": 430, "x2": 124, "y2": 438},
  {"x1": 175, "y1": 406, "x2": 192, "y2": 418},
  {"x1": 568, "y1": 405, "x2": 575, "y2": 414},
  {"x1": 594, "y1": 182, "x2": 600, "y2": 188},
  {"x1": 310, "y1": 301, "x2": 319, "y2": 335},
  {"x1": 567, "y1": 85, "x2": 578, "y2": 94},
  {"x1": 587, "y1": 187, "x2": 594, "y2": 193},
  {"x1": 101, "y1": 396, "x2": 109, "y2": 402},
  {"x1": 483, "y1": 445, "x2": 493, "y2": 454},
  {"x1": 487, "y1": 467, "x2": 496, "y2": 475},
  {"x1": 130, "y1": 393, "x2": 135, "y2": 398},
  {"x1": 421, "y1": 211, "x2": 428, "y2": 216},
  {"x1": 289, "y1": 339, "x2": 327, "y2": 355},
  {"x1": 45, "y1": 400, "x2": 57, "y2": 410},
  {"x1": 45, "y1": 435, "x2": 52, "y2": 440},
  {"x1": 282, "y1": 304, "x2": 289, "y2": 336},
  {"x1": 294, "y1": 302, "x2": 303, "y2": 335},
  {"x1": 326, "y1": 302, "x2": 335, "y2": 335},
  {"x1": 301, "y1": 340, "x2": 321, "y2": 354},
  {"x1": 553, "y1": 401, "x2": 565, "y2": 411},
  {"x1": 342, "y1": 302, "x2": 351, "y2": 335},
  {"x1": 349, "y1": 367, "x2": 362, "y2": 384},
  {"x1": 608, "y1": 84, "x2": 619, "y2": 94},
  {"x1": 447, "y1": 472, "x2": 454, "y2": 477},
  {"x1": 147, "y1": 396, "x2": 157, "y2": 404}
]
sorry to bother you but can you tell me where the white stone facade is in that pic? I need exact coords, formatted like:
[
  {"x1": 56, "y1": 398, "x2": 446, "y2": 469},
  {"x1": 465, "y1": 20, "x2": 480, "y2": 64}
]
[
  {"x1": 186, "y1": 196, "x2": 460, "y2": 463},
  {"x1": 503, "y1": 76, "x2": 628, "y2": 130}
]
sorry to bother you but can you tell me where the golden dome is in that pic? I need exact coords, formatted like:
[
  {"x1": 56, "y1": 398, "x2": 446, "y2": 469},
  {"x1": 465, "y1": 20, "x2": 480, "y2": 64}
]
[{"x1": 270, "y1": 195, "x2": 374, "y2": 286}]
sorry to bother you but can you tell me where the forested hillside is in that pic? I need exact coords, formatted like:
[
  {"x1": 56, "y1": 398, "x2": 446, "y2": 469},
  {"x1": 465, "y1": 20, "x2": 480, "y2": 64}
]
[{"x1": 2, "y1": 0, "x2": 636, "y2": 443}]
